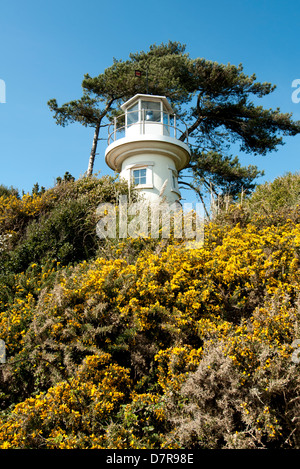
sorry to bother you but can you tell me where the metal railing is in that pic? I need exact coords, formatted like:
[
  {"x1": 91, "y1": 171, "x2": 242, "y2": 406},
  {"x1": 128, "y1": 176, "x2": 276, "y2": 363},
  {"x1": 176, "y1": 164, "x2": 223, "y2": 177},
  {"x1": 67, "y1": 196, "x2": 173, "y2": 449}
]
[{"x1": 107, "y1": 109, "x2": 189, "y2": 145}]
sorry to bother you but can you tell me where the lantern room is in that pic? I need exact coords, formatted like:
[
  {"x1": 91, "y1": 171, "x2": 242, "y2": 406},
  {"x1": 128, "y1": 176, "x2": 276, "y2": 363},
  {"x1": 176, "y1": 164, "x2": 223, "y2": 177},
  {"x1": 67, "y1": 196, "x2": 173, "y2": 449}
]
[
  {"x1": 121, "y1": 94, "x2": 174, "y2": 138},
  {"x1": 105, "y1": 94, "x2": 190, "y2": 204}
]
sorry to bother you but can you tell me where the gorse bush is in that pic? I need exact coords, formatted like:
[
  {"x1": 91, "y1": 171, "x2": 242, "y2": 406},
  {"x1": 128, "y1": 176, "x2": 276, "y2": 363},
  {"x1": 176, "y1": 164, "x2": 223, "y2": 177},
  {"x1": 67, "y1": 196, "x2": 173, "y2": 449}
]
[
  {"x1": 0, "y1": 174, "x2": 130, "y2": 275},
  {"x1": 213, "y1": 171, "x2": 300, "y2": 228},
  {"x1": 249, "y1": 171, "x2": 300, "y2": 213},
  {"x1": 0, "y1": 172, "x2": 300, "y2": 448},
  {"x1": 0, "y1": 184, "x2": 19, "y2": 199}
]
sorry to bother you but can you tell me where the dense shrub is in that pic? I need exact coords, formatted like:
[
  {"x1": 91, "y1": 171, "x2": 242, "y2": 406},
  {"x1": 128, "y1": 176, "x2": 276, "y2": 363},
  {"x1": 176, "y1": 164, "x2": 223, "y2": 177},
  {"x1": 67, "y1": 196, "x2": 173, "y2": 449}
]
[
  {"x1": 0, "y1": 174, "x2": 130, "y2": 275},
  {"x1": 1, "y1": 172, "x2": 300, "y2": 448},
  {"x1": 213, "y1": 171, "x2": 300, "y2": 228}
]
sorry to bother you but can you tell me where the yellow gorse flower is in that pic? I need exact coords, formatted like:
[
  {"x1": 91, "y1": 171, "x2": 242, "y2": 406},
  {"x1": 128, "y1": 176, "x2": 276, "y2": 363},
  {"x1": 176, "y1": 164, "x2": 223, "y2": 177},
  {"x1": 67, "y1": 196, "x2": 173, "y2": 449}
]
[{"x1": 1, "y1": 212, "x2": 300, "y2": 448}]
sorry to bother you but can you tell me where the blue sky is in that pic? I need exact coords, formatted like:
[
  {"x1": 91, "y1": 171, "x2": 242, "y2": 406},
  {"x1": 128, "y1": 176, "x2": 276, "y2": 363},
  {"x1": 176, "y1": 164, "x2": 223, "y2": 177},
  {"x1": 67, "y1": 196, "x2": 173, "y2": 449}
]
[{"x1": 0, "y1": 0, "x2": 300, "y2": 201}]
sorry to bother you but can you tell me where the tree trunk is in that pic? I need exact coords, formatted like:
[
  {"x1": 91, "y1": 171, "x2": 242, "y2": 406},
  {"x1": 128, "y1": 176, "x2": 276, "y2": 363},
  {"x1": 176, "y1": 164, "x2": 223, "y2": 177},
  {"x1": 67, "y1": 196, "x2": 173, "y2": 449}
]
[
  {"x1": 86, "y1": 121, "x2": 101, "y2": 177},
  {"x1": 179, "y1": 180, "x2": 209, "y2": 218}
]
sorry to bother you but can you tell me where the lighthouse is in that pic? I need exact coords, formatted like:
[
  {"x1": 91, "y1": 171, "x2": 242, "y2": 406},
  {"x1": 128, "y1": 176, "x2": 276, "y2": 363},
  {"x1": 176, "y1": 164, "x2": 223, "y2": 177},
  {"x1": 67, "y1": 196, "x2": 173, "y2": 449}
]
[{"x1": 105, "y1": 94, "x2": 190, "y2": 204}]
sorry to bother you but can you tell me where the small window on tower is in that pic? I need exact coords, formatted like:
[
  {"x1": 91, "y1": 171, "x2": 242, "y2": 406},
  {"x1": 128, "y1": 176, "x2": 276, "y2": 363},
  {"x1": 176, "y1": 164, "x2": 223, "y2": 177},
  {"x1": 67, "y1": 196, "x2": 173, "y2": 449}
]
[
  {"x1": 133, "y1": 168, "x2": 147, "y2": 185},
  {"x1": 169, "y1": 168, "x2": 179, "y2": 193}
]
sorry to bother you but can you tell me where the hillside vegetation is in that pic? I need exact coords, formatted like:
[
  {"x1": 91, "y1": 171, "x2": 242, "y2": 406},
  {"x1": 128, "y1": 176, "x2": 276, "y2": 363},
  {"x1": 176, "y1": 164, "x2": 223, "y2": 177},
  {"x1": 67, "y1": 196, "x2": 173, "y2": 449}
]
[{"x1": 0, "y1": 172, "x2": 300, "y2": 449}]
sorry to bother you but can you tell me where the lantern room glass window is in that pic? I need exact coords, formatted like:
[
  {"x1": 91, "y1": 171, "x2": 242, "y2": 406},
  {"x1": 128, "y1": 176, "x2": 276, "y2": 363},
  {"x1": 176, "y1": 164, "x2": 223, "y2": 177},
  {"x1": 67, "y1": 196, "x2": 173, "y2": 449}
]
[
  {"x1": 141, "y1": 100, "x2": 161, "y2": 122},
  {"x1": 127, "y1": 102, "x2": 139, "y2": 126},
  {"x1": 125, "y1": 98, "x2": 170, "y2": 129},
  {"x1": 163, "y1": 106, "x2": 170, "y2": 135}
]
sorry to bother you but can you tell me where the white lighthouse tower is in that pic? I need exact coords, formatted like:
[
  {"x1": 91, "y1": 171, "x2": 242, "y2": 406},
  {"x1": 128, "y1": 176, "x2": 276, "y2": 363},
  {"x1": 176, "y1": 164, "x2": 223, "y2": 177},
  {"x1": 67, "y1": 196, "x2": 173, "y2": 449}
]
[{"x1": 105, "y1": 94, "x2": 190, "y2": 204}]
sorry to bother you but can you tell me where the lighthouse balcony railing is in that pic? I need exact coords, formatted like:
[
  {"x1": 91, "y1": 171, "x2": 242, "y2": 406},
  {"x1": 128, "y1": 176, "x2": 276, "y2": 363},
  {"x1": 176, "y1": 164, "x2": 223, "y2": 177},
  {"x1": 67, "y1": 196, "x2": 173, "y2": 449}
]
[{"x1": 107, "y1": 109, "x2": 189, "y2": 146}]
